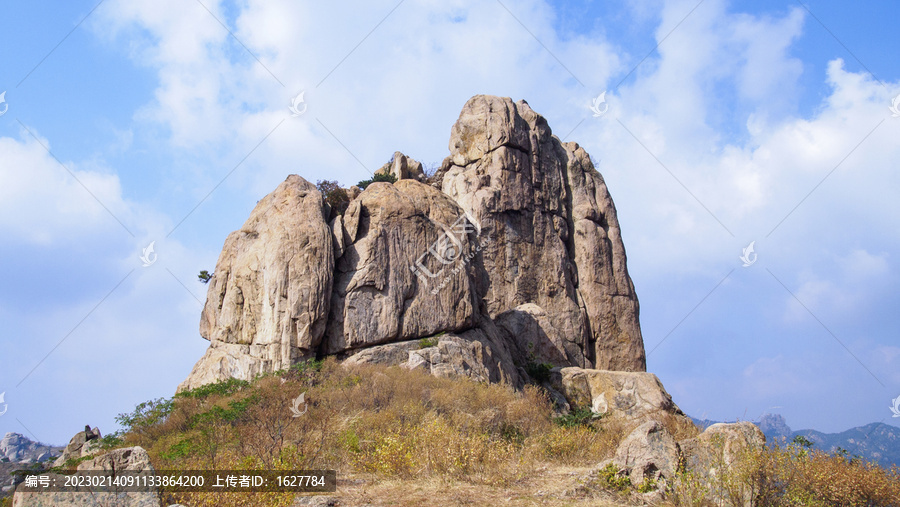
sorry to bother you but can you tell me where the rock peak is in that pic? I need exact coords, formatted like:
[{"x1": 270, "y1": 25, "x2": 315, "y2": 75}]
[{"x1": 179, "y1": 95, "x2": 645, "y2": 392}]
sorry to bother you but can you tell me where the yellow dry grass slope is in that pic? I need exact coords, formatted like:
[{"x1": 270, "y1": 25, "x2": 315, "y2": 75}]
[{"x1": 85, "y1": 358, "x2": 900, "y2": 507}]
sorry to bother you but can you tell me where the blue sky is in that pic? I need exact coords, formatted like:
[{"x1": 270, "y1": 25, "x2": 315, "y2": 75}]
[{"x1": 1, "y1": 0, "x2": 898, "y2": 446}]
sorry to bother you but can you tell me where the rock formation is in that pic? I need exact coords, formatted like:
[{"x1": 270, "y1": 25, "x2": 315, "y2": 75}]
[
  {"x1": 375, "y1": 151, "x2": 426, "y2": 182},
  {"x1": 180, "y1": 95, "x2": 646, "y2": 391},
  {"x1": 182, "y1": 176, "x2": 334, "y2": 389},
  {"x1": 150, "y1": 95, "x2": 768, "y2": 504},
  {"x1": 0, "y1": 434, "x2": 61, "y2": 464},
  {"x1": 51, "y1": 426, "x2": 101, "y2": 468},
  {"x1": 13, "y1": 446, "x2": 161, "y2": 507},
  {"x1": 551, "y1": 367, "x2": 684, "y2": 422}
]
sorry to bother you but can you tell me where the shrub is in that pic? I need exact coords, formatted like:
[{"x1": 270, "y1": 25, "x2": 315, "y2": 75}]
[
  {"x1": 115, "y1": 397, "x2": 174, "y2": 437},
  {"x1": 595, "y1": 463, "x2": 632, "y2": 492},
  {"x1": 524, "y1": 360, "x2": 553, "y2": 383},
  {"x1": 553, "y1": 407, "x2": 601, "y2": 429},
  {"x1": 637, "y1": 477, "x2": 657, "y2": 493},
  {"x1": 176, "y1": 377, "x2": 249, "y2": 400},
  {"x1": 315, "y1": 179, "x2": 350, "y2": 216},
  {"x1": 357, "y1": 172, "x2": 397, "y2": 190}
]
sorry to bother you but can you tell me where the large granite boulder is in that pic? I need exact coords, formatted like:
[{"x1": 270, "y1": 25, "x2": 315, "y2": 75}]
[
  {"x1": 680, "y1": 421, "x2": 766, "y2": 472},
  {"x1": 552, "y1": 367, "x2": 684, "y2": 422},
  {"x1": 677, "y1": 422, "x2": 766, "y2": 505},
  {"x1": 14, "y1": 447, "x2": 158, "y2": 507},
  {"x1": 325, "y1": 179, "x2": 478, "y2": 353},
  {"x1": 375, "y1": 151, "x2": 426, "y2": 182},
  {"x1": 612, "y1": 420, "x2": 681, "y2": 485},
  {"x1": 179, "y1": 175, "x2": 334, "y2": 391},
  {"x1": 344, "y1": 326, "x2": 521, "y2": 386},
  {"x1": 441, "y1": 95, "x2": 645, "y2": 371}
]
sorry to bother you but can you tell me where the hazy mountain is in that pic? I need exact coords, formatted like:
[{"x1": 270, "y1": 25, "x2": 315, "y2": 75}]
[
  {"x1": 0, "y1": 433, "x2": 63, "y2": 496},
  {"x1": 692, "y1": 414, "x2": 900, "y2": 468},
  {"x1": 0, "y1": 433, "x2": 61, "y2": 464}
]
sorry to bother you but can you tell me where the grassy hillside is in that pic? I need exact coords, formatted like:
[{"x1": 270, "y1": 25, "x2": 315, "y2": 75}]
[{"x1": 14, "y1": 359, "x2": 899, "y2": 506}]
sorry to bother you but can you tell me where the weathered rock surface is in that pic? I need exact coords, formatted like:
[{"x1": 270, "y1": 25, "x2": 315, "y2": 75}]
[
  {"x1": 0, "y1": 434, "x2": 61, "y2": 464},
  {"x1": 345, "y1": 327, "x2": 520, "y2": 386},
  {"x1": 375, "y1": 151, "x2": 425, "y2": 182},
  {"x1": 325, "y1": 180, "x2": 478, "y2": 354},
  {"x1": 180, "y1": 175, "x2": 334, "y2": 391},
  {"x1": 181, "y1": 94, "x2": 646, "y2": 390},
  {"x1": 52, "y1": 427, "x2": 101, "y2": 468},
  {"x1": 680, "y1": 421, "x2": 766, "y2": 472},
  {"x1": 442, "y1": 96, "x2": 645, "y2": 371},
  {"x1": 552, "y1": 367, "x2": 684, "y2": 422},
  {"x1": 14, "y1": 447, "x2": 158, "y2": 507},
  {"x1": 612, "y1": 420, "x2": 681, "y2": 485},
  {"x1": 677, "y1": 422, "x2": 766, "y2": 505}
]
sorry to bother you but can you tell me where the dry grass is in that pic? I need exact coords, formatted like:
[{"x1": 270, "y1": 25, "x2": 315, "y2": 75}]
[
  {"x1": 114, "y1": 359, "x2": 625, "y2": 506},
  {"x1": 668, "y1": 439, "x2": 900, "y2": 507},
  {"x1": 102, "y1": 360, "x2": 900, "y2": 506}
]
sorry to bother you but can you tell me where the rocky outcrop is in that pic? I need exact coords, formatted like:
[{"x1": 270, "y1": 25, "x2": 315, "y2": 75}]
[
  {"x1": 52, "y1": 427, "x2": 101, "y2": 468},
  {"x1": 181, "y1": 95, "x2": 646, "y2": 390},
  {"x1": 677, "y1": 422, "x2": 766, "y2": 505},
  {"x1": 14, "y1": 446, "x2": 159, "y2": 507},
  {"x1": 680, "y1": 421, "x2": 766, "y2": 472},
  {"x1": 325, "y1": 180, "x2": 478, "y2": 354},
  {"x1": 551, "y1": 367, "x2": 685, "y2": 423},
  {"x1": 343, "y1": 327, "x2": 521, "y2": 386},
  {"x1": 442, "y1": 96, "x2": 645, "y2": 371},
  {"x1": 755, "y1": 413, "x2": 791, "y2": 440},
  {"x1": 0, "y1": 434, "x2": 61, "y2": 464},
  {"x1": 375, "y1": 151, "x2": 426, "y2": 182},
  {"x1": 179, "y1": 176, "x2": 334, "y2": 391},
  {"x1": 612, "y1": 420, "x2": 681, "y2": 485}
]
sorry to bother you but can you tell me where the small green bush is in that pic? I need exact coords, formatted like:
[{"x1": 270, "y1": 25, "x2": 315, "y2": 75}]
[
  {"x1": 97, "y1": 431, "x2": 125, "y2": 450},
  {"x1": 176, "y1": 377, "x2": 249, "y2": 400},
  {"x1": 190, "y1": 395, "x2": 258, "y2": 427},
  {"x1": 115, "y1": 397, "x2": 174, "y2": 435},
  {"x1": 525, "y1": 360, "x2": 553, "y2": 383},
  {"x1": 596, "y1": 463, "x2": 632, "y2": 492},
  {"x1": 357, "y1": 172, "x2": 397, "y2": 190},
  {"x1": 637, "y1": 477, "x2": 657, "y2": 493},
  {"x1": 553, "y1": 407, "x2": 601, "y2": 429}
]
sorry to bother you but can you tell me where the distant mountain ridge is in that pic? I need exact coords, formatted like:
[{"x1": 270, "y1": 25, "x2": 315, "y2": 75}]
[
  {"x1": 691, "y1": 414, "x2": 900, "y2": 468},
  {"x1": 0, "y1": 432, "x2": 63, "y2": 496},
  {"x1": 0, "y1": 432, "x2": 61, "y2": 464}
]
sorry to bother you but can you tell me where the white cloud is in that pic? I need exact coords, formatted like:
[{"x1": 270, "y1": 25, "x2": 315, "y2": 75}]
[{"x1": 0, "y1": 132, "x2": 131, "y2": 244}]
